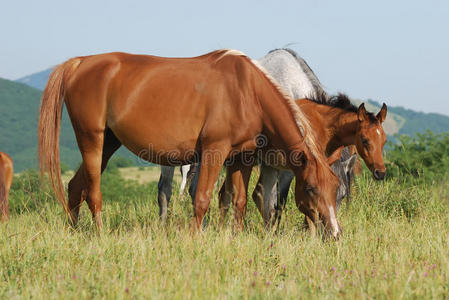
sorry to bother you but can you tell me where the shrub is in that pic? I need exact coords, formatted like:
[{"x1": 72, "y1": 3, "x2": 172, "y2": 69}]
[{"x1": 385, "y1": 131, "x2": 449, "y2": 183}]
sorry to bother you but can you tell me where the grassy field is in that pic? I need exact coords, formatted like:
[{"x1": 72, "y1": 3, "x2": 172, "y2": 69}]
[{"x1": 1, "y1": 166, "x2": 448, "y2": 299}]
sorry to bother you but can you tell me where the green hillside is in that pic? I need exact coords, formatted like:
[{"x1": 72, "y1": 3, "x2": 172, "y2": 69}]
[
  {"x1": 368, "y1": 100, "x2": 449, "y2": 135},
  {"x1": 0, "y1": 78, "x2": 137, "y2": 172}
]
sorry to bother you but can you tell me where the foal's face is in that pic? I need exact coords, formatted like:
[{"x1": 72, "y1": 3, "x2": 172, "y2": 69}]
[
  {"x1": 356, "y1": 103, "x2": 388, "y2": 180},
  {"x1": 293, "y1": 147, "x2": 343, "y2": 238}
]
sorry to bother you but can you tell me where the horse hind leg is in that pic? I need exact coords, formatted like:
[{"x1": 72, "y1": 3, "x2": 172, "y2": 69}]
[
  {"x1": 158, "y1": 166, "x2": 175, "y2": 223},
  {"x1": 230, "y1": 161, "x2": 252, "y2": 231},
  {"x1": 68, "y1": 128, "x2": 121, "y2": 227},
  {"x1": 68, "y1": 164, "x2": 87, "y2": 226},
  {"x1": 179, "y1": 164, "x2": 191, "y2": 201}
]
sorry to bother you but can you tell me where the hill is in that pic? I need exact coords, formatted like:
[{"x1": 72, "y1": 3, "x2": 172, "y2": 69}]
[
  {"x1": 368, "y1": 100, "x2": 449, "y2": 136},
  {"x1": 16, "y1": 68, "x2": 53, "y2": 90}
]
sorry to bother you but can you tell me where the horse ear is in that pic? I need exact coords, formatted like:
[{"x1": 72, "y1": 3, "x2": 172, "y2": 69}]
[
  {"x1": 377, "y1": 103, "x2": 387, "y2": 123},
  {"x1": 357, "y1": 103, "x2": 367, "y2": 122},
  {"x1": 327, "y1": 146, "x2": 344, "y2": 166},
  {"x1": 343, "y1": 154, "x2": 357, "y2": 174}
]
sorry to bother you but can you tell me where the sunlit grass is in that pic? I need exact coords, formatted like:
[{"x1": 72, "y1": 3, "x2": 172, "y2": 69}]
[{"x1": 1, "y1": 169, "x2": 448, "y2": 299}]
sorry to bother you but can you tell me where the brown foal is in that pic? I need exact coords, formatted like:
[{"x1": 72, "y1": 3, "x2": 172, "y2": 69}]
[{"x1": 220, "y1": 94, "x2": 387, "y2": 227}]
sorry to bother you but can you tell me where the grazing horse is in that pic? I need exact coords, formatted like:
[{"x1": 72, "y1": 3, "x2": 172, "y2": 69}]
[
  {"x1": 38, "y1": 49, "x2": 342, "y2": 236},
  {"x1": 0, "y1": 152, "x2": 13, "y2": 221},
  {"x1": 219, "y1": 49, "x2": 387, "y2": 227}
]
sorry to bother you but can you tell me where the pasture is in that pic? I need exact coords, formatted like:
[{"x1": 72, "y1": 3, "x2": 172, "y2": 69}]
[{"x1": 1, "y1": 159, "x2": 448, "y2": 298}]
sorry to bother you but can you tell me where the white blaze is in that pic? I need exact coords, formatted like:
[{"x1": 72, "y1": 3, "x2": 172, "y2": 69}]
[
  {"x1": 376, "y1": 129, "x2": 381, "y2": 136},
  {"x1": 328, "y1": 205, "x2": 339, "y2": 237}
]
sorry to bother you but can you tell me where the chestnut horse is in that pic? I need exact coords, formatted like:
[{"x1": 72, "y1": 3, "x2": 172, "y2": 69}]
[
  {"x1": 0, "y1": 152, "x2": 13, "y2": 221},
  {"x1": 255, "y1": 94, "x2": 387, "y2": 225},
  {"x1": 38, "y1": 50, "x2": 342, "y2": 236}
]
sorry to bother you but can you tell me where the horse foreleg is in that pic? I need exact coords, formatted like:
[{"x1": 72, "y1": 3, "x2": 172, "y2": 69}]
[
  {"x1": 192, "y1": 144, "x2": 230, "y2": 231},
  {"x1": 252, "y1": 163, "x2": 278, "y2": 228},
  {"x1": 218, "y1": 163, "x2": 237, "y2": 226},
  {"x1": 230, "y1": 162, "x2": 252, "y2": 231}
]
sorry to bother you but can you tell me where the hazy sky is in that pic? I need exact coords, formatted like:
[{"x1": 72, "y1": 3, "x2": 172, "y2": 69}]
[{"x1": 1, "y1": 0, "x2": 448, "y2": 115}]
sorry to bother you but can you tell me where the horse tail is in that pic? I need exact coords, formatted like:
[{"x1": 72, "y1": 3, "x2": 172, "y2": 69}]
[
  {"x1": 0, "y1": 166, "x2": 6, "y2": 221},
  {"x1": 38, "y1": 57, "x2": 82, "y2": 216}
]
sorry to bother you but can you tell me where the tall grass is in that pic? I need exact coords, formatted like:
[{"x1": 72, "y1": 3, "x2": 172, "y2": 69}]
[{"x1": 1, "y1": 163, "x2": 448, "y2": 299}]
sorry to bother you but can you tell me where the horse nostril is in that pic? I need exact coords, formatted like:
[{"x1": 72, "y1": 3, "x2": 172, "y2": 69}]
[{"x1": 374, "y1": 170, "x2": 386, "y2": 180}]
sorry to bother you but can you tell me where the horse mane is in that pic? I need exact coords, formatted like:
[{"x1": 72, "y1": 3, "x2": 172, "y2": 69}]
[
  {"x1": 268, "y1": 48, "x2": 327, "y2": 98},
  {"x1": 248, "y1": 59, "x2": 323, "y2": 162},
  {"x1": 213, "y1": 49, "x2": 330, "y2": 164},
  {"x1": 212, "y1": 49, "x2": 246, "y2": 63},
  {"x1": 305, "y1": 92, "x2": 378, "y2": 123}
]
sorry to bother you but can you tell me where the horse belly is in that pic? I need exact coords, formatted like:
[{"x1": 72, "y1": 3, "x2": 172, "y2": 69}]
[{"x1": 107, "y1": 101, "x2": 203, "y2": 166}]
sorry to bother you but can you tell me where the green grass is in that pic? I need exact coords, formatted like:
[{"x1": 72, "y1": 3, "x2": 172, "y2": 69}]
[{"x1": 1, "y1": 169, "x2": 448, "y2": 299}]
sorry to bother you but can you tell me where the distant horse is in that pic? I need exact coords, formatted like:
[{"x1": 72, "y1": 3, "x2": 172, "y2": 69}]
[
  {"x1": 0, "y1": 152, "x2": 13, "y2": 221},
  {"x1": 38, "y1": 50, "x2": 342, "y2": 236}
]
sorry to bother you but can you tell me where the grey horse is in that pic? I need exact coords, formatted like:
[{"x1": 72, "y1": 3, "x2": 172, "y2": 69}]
[
  {"x1": 254, "y1": 48, "x2": 357, "y2": 226},
  {"x1": 157, "y1": 163, "x2": 200, "y2": 222}
]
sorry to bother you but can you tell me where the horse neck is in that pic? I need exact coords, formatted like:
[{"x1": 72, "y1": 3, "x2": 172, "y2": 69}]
[
  {"x1": 307, "y1": 104, "x2": 359, "y2": 154},
  {"x1": 326, "y1": 108, "x2": 359, "y2": 153},
  {"x1": 256, "y1": 84, "x2": 306, "y2": 153}
]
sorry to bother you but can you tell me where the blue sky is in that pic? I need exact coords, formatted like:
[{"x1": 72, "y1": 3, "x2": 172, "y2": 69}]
[{"x1": 1, "y1": 0, "x2": 448, "y2": 115}]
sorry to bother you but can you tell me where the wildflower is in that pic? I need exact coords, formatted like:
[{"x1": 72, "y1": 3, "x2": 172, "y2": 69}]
[
  {"x1": 424, "y1": 272, "x2": 428, "y2": 277},
  {"x1": 72, "y1": 274, "x2": 77, "y2": 280},
  {"x1": 254, "y1": 271, "x2": 258, "y2": 277},
  {"x1": 251, "y1": 281, "x2": 256, "y2": 287},
  {"x1": 125, "y1": 287, "x2": 129, "y2": 294},
  {"x1": 249, "y1": 258, "x2": 252, "y2": 264},
  {"x1": 331, "y1": 266, "x2": 335, "y2": 272},
  {"x1": 266, "y1": 280, "x2": 271, "y2": 286},
  {"x1": 282, "y1": 264, "x2": 286, "y2": 271}
]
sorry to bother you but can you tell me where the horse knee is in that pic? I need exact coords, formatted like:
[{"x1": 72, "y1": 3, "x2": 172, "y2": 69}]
[
  {"x1": 194, "y1": 197, "x2": 209, "y2": 216},
  {"x1": 235, "y1": 197, "x2": 247, "y2": 215}
]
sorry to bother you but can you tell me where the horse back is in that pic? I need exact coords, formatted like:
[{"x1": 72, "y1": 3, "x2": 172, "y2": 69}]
[{"x1": 63, "y1": 51, "x2": 264, "y2": 163}]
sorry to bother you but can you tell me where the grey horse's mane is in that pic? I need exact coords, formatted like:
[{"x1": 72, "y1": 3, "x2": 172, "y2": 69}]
[{"x1": 268, "y1": 48, "x2": 327, "y2": 97}]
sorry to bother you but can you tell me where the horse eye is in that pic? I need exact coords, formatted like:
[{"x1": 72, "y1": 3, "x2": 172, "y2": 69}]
[
  {"x1": 361, "y1": 137, "x2": 369, "y2": 147},
  {"x1": 305, "y1": 185, "x2": 317, "y2": 196}
]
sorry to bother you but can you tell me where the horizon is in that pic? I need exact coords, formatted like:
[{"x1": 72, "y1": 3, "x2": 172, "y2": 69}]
[{"x1": 1, "y1": 0, "x2": 448, "y2": 115}]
